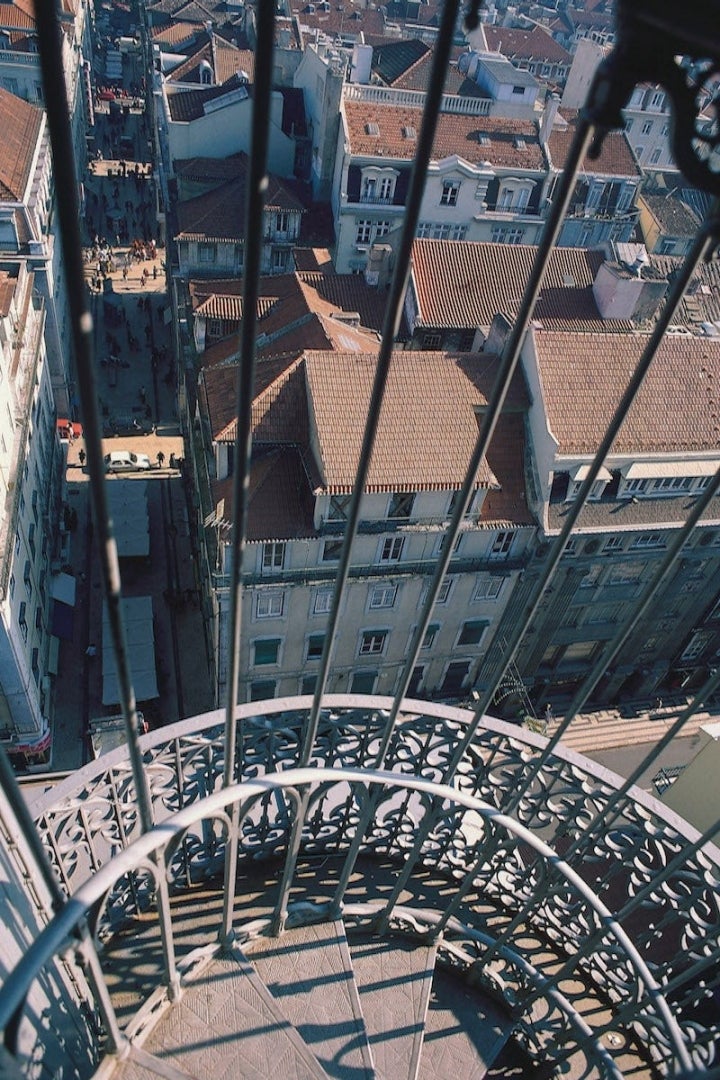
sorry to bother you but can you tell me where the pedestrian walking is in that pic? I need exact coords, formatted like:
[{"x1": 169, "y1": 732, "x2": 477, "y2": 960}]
[
  {"x1": 157, "y1": 451, "x2": 165, "y2": 468},
  {"x1": 78, "y1": 448, "x2": 86, "y2": 467}
]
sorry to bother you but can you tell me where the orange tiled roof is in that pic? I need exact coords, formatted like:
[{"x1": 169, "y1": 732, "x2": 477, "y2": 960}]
[
  {"x1": 0, "y1": 89, "x2": 42, "y2": 200},
  {"x1": 305, "y1": 350, "x2": 515, "y2": 494},
  {"x1": 534, "y1": 329, "x2": 720, "y2": 455},
  {"x1": 0, "y1": 2, "x2": 35, "y2": 29},
  {"x1": 484, "y1": 25, "x2": 572, "y2": 65},
  {"x1": 410, "y1": 238, "x2": 634, "y2": 332},
  {"x1": 176, "y1": 173, "x2": 304, "y2": 242},
  {"x1": 151, "y1": 21, "x2": 199, "y2": 45},
  {"x1": 550, "y1": 110, "x2": 640, "y2": 177},
  {"x1": 212, "y1": 445, "x2": 318, "y2": 542},
  {"x1": 344, "y1": 101, "x2": 545, "y2": 171}
]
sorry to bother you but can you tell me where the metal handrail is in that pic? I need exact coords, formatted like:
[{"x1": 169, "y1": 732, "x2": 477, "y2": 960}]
[{"x1": 0, "y1": 766, "x2": 693, "y2": 1070}]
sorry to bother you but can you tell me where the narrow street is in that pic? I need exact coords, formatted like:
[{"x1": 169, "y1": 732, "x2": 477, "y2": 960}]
[{"x1": 50, "y1": 41, "x2": 213, "y2": 771}]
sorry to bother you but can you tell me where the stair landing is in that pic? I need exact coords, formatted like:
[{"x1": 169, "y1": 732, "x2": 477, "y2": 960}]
[{"x1": 105, "y1": 923, "x2": 515, "y2": 1080}]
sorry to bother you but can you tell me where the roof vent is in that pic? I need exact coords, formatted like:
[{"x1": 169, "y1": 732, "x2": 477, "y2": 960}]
[
  {"x1": 365, "y1": 121, "x2": 380, "y2": 136},
  {"x1": 562, "y1": 273, "x2": 575, "y2": 287}
]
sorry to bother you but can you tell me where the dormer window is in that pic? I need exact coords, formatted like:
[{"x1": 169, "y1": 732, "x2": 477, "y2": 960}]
[
  {"x1": 620, "y1": 461, "x2": 720, "y2": 498},
  {"x1": 388, "y1": 491, "x2": 415, "y2": 519},
  {"x1": 361, "y1": 167, "x2": 397, "y2": 204},
  {"x1": 365, "y1": 121, "x2": 380, "y2": 136},
  {"x1": 565, "y1": 465, "x2": 611, "y2": 502}
]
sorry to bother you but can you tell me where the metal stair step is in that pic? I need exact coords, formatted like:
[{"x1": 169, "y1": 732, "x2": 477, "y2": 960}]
[
  {"x1": 348, "y1": 935, "x2": 436, "y2": 1080},
  {"x1": 114, "y1": 947, "x2": 331, "y2": 1080},
  {"x1": 244, "y1": 921, "x2": 375, "y2": 1079},
  {"x1": 418, "y1": 968, "x2": 514, "y2": 1080}
]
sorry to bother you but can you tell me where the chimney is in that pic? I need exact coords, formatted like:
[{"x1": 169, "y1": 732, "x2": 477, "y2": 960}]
[
  {"x1": 592, "y1": 258, "x2": 669, "y2": 322},
  {"x1": 483, "y1": 312, "x2": 513, "y2": 354},
  {"x1": 364, "y1": 244, "x2": 392, "y2": 288},
  {"x1": 539, "y1": 92, "x2": 561, "y2": 146}
]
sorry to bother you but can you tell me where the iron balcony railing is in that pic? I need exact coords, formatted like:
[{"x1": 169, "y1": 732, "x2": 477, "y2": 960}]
[{"x1": 0, "y1": 0, "x2": 719, "y2": 1077}]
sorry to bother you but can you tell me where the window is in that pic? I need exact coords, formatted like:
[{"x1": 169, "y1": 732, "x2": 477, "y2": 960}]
[
  {"x1": 420, "y1": 623, "x2": 440, "y2": 649},
  {"x1": 306, "y1": 633, "x2": 325, "y2": 661},
  {"x1": 23, "y1": 560, "x2": 32, "y2": 598},
  {"x1": 375, "y1": 220, "x2": 391, "y2": 237},
  {"x1": 8, "y1": 573, "x2": 14, "y2": 599},
  {"x1": 421, "y1": 332, "x2": 442, "y2": 349},
  {"x1": 356, "y1": 220, "x2": 372, "y2": 244},
  {"x1": 262, "y1": 542, "x2": 285, "y2": 571},
  {"x1": 641, "y1": 121, "x2": 653, "y2": 135},
  {"x1": 474, "y1": 576, "x2": 503, "y2": 601},
  {"x1": 300, "y1": 674, "x2": 317, "y2": 695},
  {"x1": 440, "y1": 180, "x2": 460, "y2": 206},
  {"x1": 564, "y1": 538, "x2": 578, "y2": 556},
  {"x1": 632, "y1": 533, "x2": 666, "y2": 549},
  {"x1": 457, "y1": 620, "x2": 486, "y2": 646},
  {"x1": 35, "y1": 605, "x2": 42, "y2": 630},
  {"x1": 563, "y1": 640, "x2": 599, "y2": 663},
  {"x1": 448, "y1": 490, "x2": 474, "y2": 518},
  {"x1": 379, "y1": 537, "x2": 404, "y2": 562},
  {"x1": 18, "y1": 601, "x2": 27, "y2": 642},
  {"x1": 313, "y1": 588, "x2": 333, "y2": 615},
  {"x1": 580, "y1": 565, "x2": 603, "y2": 589},
  {"x1": 585, "y1": 603, "x2": 621, "y2": 625},
  {"x1": 198, "y1": 243, "x2": 217, "y2": 263},
  {"x1": 360, "y1": 630, "x2": 388, "y2": 655},
  {"x1": 28, "y1": 523, "x2": 35, "y2": 559},
  {"x1": 275, "y1": 211, "x2": 289, "y2": 234},
  {"x1": 437, "y1": 578, "x2": 453, "y2": 603},
  {"x1": 490, "y1": 531, "x2": 514, "y2": 558},
  {"x1": 650, "y1": 90, "x2": 665, "y2": 108},
  {"x1": 680, "y1": 631, "x2": 712, "y2": 662},
  {"x1": 606, "y1": 561, "x2": 644, "y2": 587},
  {"x1": 328, "y1": 494, "x2": 351, "y2": 521},
  {"x1": 256, "y1": 591, "x2": 284, "y2": 619},
  {"x1": 388, "y1": 492, "x2": 415, "y2": 519},
  {"x1": 491, "y1": 226, "x2": 525, "y2": 245},
  {"x1": 253, "y1": 638, "x2": 281, "y2": 666},
  {"x1": 31, "y1": 648, "x2": 39, "y2": 685},
  {"x1": 351, "y1": 671, "x2": 377, "y2": 694},
  {"x1": 603, "y1": 536, "x2": 624, "y2": 552},
  {"x1": 250, "y1": 679, "x2": 276, "y2": 701},
  {"x1": 650, "y1": 147, "x2": 662, "y2": 164},
  {"x1": 370, "y1": 584, "x2": 397, "y2": 609},
  {"x1": 322, "y1": 539, "x2": 343, "y2": 562}
]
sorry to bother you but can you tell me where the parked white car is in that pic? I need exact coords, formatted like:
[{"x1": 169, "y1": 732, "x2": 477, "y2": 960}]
[{"x1": 104, "y1": 450, "x2": 152, "y2": 472}]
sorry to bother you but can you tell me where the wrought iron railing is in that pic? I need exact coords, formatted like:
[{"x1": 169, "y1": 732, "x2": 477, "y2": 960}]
[
  {"x1": 0, "y1": 0, "x2": 719, "y2": 1077},
  {"x1": 9, "y1": 698, "x2": 720, "y2": 1076}
]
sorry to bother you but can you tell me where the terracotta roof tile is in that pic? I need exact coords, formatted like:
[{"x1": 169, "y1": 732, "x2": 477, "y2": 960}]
[
  {"x1": 344, "y1": 101, "x2": 545, "y2": 170},
  {"x1": 484, "y1": 25, "x2": 572, "y2": 65},
  {"x1": 176, "y1": 170, "x2": 304, "y2": 242},
  {"x1": 0, "y1": 89, "x2": 42, "y2": 201},
  {"x1": 213, "y1": 446, "x2": 317, "y2": 542},
  {"x1": 550, "y1": 110, "x2": 640, "y2": 177},
  {"x1": 411, "y1": 238, "x2": 633, "y2": 332},
  {"x1": 305, "y1": 350, "x2": 519, "y2": 494},
  {"x1": 534, "y1": 329, "x2": 720, "y2": 455},
  {"x1": 151, "y1": 21, "x2": 199, "y2": 45},
  {"x1": 0, "y1": 3, "x2": 34, "y2": 29}
]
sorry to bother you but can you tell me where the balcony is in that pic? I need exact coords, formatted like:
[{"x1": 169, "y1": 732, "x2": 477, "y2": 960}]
[
  {"x1": 6, "y1": 696, "x2": 716, "y2": 1078},
  {"x1": 1, "y1": 0, "x2": 719, "y2": 1077}
]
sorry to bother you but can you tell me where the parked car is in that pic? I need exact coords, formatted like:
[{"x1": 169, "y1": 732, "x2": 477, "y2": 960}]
[{"x1": 104, "y1": 450, "x2": 151, "y2": 472}]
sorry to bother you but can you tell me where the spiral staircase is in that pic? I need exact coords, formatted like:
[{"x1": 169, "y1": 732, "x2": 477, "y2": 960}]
[{"x1": 0, "y1": 699, "x2": 714, "y2": 1080}]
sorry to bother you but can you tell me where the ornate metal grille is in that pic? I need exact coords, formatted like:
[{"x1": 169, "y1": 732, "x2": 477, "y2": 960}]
[{"x1": 0, "y1": 0, "x2": 719, "y2": 1077}]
